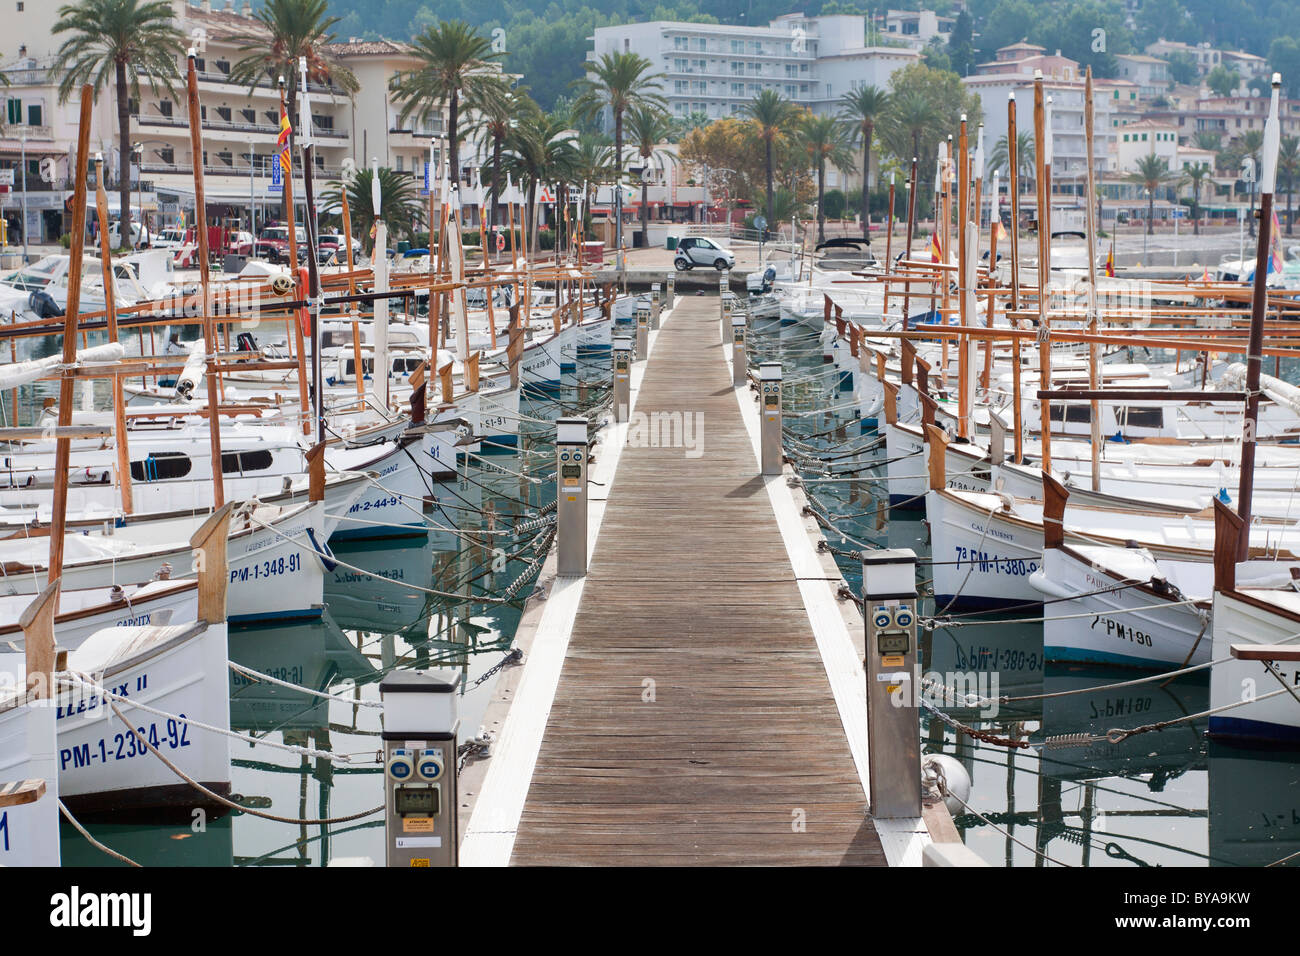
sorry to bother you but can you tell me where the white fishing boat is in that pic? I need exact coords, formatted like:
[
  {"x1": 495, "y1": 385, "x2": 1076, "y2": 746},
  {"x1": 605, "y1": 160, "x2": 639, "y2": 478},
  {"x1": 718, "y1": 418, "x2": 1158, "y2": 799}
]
[{"x1": 0, "y1": 507, "x2": 235, "y2": 815}]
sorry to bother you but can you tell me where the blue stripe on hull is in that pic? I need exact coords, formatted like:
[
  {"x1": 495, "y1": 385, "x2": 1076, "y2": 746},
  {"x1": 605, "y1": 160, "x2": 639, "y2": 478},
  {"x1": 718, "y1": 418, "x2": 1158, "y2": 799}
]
[
  {"x1": 560, "y1": 363, "x2": 577, "y2": 372},
  {"x1": 329, "y1": 521, "x2": 429, "y2": 542},
  {"x1": 933, "y1": 593, "x2": 1041, "y2": 613},
  {"x1": 889, "y1": 493, "x2": 926, "y2": 509},
  {"x1": 1209, "y1": 715, "x2": 1300, "y2": 745},
  {"x1": 230, "y1": 606, "x2": 324, "y2": 624},
  {"x1": 1044, "y1": 644, "x2": 1176, "y2": 670}
]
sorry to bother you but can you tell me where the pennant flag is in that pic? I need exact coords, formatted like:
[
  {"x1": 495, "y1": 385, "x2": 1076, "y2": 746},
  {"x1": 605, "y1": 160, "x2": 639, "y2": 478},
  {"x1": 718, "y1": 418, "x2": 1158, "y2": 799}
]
[
  {"x1": 277, "y1": 106, "x2": 292, "y2": 177},
  {"x1": 1104, "y1": 242, "x2": 1115, "y2": 278},
  {"x1": 929, "y1": 233, "x2": 942, "y2": 263}
]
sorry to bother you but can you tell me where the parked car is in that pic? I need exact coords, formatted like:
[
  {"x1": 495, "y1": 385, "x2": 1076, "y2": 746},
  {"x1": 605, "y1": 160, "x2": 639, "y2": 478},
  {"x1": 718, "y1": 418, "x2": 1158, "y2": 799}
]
[
  {"x1": 674, "y1": 236, "x2": 735, "y2": 271},
  {"x1": 153, "y1": 227, "x2": 187, "y2": 251},
  {"x1": 254, "y1": 224, "x2": 307, "y2": 264},
  {"x1": 98, "y1": 220, "x2": 151, "y2": 249}
]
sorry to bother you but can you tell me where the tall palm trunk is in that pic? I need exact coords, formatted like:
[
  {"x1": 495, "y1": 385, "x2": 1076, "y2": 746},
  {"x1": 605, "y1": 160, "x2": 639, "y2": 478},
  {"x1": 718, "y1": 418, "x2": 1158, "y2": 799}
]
[
  {"x1": 640, "y1": 173, "x2": 649, "y2": 247},
  {"x1": 861, "y1": 120, "x2": 872, "y2": 241},
  {"x1": 1147, "y1": 188, "x2": 1155, "y2": 235},
  {"x1": 527, "y1": 180, "x2": 538, "y2": 255},
  {"x1": 1288, "y1": 185, "x2": 1294, "y2": 236},
  {"x1": 447, "y1": 89, "x2": 460, "y2": 187},
  {"x1": 613, "y1": 109, "x2": 624, "y2": 249},
  {"x1": 816, "y1": 157, "x2": 826, "y2": 243},
  {"x1": 490, "y1": 132, "x2": 503, "y2": 229},
  {"x1": 116, "y1": 58, "x2": 132, "y2": 250},
  {"x1": 765, "y1": 136, "x2": 774, "y2": 228}
]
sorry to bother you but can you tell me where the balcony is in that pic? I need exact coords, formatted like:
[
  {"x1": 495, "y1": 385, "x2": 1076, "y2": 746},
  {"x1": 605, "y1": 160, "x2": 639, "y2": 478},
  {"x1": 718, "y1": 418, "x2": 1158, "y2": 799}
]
[
  {"x1": 1, "y1": 124, "x2": 55, "y2": 142},
  {"x1": 131, "y1": 113, "x2": 347, "y2": 141}
]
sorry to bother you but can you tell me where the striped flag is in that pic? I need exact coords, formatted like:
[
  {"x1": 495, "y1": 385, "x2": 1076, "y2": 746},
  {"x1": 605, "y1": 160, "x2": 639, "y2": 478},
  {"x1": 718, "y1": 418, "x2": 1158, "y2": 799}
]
[
  {"x1": 277, "y1": 106, "x2": 292, "y2": 177},
  {"x1": 994, "y1": 220, "x2": 1008, "y2": 242},
  {"x1": 1104, "y1": 239, "x2": 1115, "y2": 277},
  {"x1": 930, "y1": 233, "x2": 942, "y2": 263}
]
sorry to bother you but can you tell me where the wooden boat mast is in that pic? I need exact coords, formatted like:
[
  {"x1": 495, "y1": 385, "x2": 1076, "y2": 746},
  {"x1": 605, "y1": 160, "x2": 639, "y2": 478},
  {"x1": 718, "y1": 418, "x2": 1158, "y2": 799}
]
[{"x1": 1236, "y1": 73, "x2": 1284, "y2": 559}]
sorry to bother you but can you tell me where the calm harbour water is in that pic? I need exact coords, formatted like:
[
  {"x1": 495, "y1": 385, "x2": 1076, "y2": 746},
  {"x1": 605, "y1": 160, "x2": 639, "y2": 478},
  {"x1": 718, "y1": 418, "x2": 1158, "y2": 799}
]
[{"x1": 18, "y1": 311, "x2": 1300, "y2": 867}]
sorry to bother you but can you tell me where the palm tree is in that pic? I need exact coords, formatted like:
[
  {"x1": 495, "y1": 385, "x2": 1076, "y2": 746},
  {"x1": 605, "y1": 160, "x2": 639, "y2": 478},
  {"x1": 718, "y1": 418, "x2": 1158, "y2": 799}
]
[
  {"x1": 1194, "y1": 130, "x2": 1223, "y2": 153},
  {"x1": 51, "y1": 0, "x2": 184, "y2": 251},
  {"x1": 1278, "y1": 136, "x2": 1300, "y2": 235},
  {"x1": 1238, "y1": 129, "x2": 1265, "y2": 237},
  {"x1": 467, "y1": 78, "x2": 526, "y2": 229},
  {"x1": 839, "y1": 85, "x2": 890, "y2": 240},
  {"x1": 322, "y1": 166, "x2": 419, "y2": 254},
  {"x1": 503, "y1": 108, "x2": 577, "y2": 254},
  {"x1": 228, "y1": 0, "x2": 358, "y2": 157},
  {"x1": 571, "y1": 52, "x2": 665, "y2": 252},
  {"x1": 1183, "y1": 161, "x2": 1212, "y2": 235},
  {"x1": 743, "y1": 89, "x2": 800, "y2": 230},
  {"x1": 624, "y1": 104, "x2": 675, "y2": 249},
  {"x1": 390, "y1": 21, "x2": 500, "y2": 186},
  {"x1": 570, "y1": 132, "x2": 615, "y2": 238},
  {"x1": 800, "y1": 113, "x2": 853, "y2": 243},
  {"x1": 988, "y1": 130, "x2": 1036, "y2": 192},
  {"x1": 1127, "y1": 154, "x2": 1181, "y2": 235}
]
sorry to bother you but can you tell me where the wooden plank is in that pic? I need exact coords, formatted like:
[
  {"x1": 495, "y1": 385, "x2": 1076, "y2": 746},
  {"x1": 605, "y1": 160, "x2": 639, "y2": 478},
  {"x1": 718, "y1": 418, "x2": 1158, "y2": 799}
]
[
  {"x1": 510, "y1": 297, "x2": 884, "y2": 866},
  {"x1": 0, "y1": 779, "x2": 46, "y2": 809}
]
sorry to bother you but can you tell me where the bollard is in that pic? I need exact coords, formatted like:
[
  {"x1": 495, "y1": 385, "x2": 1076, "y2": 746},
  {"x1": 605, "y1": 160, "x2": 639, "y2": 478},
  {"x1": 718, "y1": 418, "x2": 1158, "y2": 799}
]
[
  {"x1": 759, "y1": 361, "x2": 782, "y2": 476},
  {"x1": 862, "y1": 549, "x2": 921, "y2": 819},
  {"x1": 665, "y1": 272, "x2": 675, "y2": 309},
  {"x1": 381, "y1": 669, "x2": 461, "y2": 867},
  {"x1": 718, "y1": 270, "x2": 729, "y2": 341},
  {"x1": 731, "y1": 313, "x2": 747, "y2": 387},
  {"x1": 556, "y1": 417, "x2": 589, "y2": 576},
  {"x1": 635, "y1": 306, "x2": 649, "y2": 361},
  {"x1": 612, "y1": 334, "x2": 633, "y2": 423},
  {"x1": 650, "y1": 283, "x2": 661, "y2": 330}
]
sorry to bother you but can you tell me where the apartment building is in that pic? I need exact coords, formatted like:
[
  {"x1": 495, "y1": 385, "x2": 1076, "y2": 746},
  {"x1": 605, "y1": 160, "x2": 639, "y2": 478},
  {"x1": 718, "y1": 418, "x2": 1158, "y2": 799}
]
[
  {"x1": 1113, "y1": 118, "x2": 1179, "y2": 173},
  {"x1": 966, "y1": 44, "x2": 1115, "y2": 199},
  {"x1": 1114, "y1": 54, "x2": 1171, "y2": 98},
  {"x1": 588, "y1": 15, "x2": 917, "y2": 123},
  {"x1": 881, "y1": 8, "x2": 956, "y2": 51},
  {"x1": 1144, "y1": 39, "x2": 1221, "y2": 76}
]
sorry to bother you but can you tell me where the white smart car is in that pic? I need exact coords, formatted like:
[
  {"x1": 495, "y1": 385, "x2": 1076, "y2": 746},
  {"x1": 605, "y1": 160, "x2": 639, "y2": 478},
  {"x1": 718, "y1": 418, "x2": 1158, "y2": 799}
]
[{"x1": 674, "y1": 236, "x2": 735, "y2": 271}]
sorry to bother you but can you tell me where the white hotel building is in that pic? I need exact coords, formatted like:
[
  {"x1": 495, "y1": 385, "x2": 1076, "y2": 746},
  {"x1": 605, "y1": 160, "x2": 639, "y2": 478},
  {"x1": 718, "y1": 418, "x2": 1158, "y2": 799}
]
[{"x1": 588, "y1": 15, "x2": 918, "y2": 123}]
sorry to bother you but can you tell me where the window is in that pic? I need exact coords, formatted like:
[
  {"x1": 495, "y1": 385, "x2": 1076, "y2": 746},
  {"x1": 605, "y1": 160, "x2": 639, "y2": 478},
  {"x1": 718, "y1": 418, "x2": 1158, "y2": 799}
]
[
  {"x1": 692, "y1": 59, "x2": 705, "y2": 72},
  {"x1": 674, "y1": 36, "x2": 688, "y2": 50},
  {"x1": 730, "y1": 40, "x2": 744, "y2": 53},
  {"x1": 396, "y1": 154, "x2": 403, "y2": 172},
  {"x1": 159, "y1": 100, "x2": 172, "y2": 117},
  {"x1": 5, "y1": 98, "x2": 19, "y2": 124},
  {"x1": 675, "y1": 79, "x2": 688, "y2": 94},
  {"x1": 26, "y1": 104, "x2": 39, "y2": 126},
  {"x1": 217, "y1": 150, "x2": 233, "y2": 166},
  {"x1": 215, "y1": 106, "x2": 231, "y2": 123},
  {"x1": 731, "y1": 82, "x2": 744, "y2": 96},
  {"x1": 221, "y1": 450, "x2": 273, "y2": 474},
  {"x1": 692, "y1": 38, "x2": 706, "y2": 51},
  {"x1": 241, "y1": 108, "x2": 255, "y2": 124},
  {"x1": 674, "y1": 58, "x2": 687, "y2": 72},
  {"x1": 216, "y1": 59, "x2": 230, "y2": 75},
  {"x1": 1121, "y1": 406, "x2": 1163, "y2": 429},
  {"x1": 731, "y1": 61, "x2": 744, "y2": 75},
  {"x1": 159, "y1": 146, "x2": 173, "y2": 165},
  {"x1": 1048, "y1": 404, "x2": 1092, "y2": 424},
  {"x1": 131, "y1": 453, "x2": 191, "y2": 481}
]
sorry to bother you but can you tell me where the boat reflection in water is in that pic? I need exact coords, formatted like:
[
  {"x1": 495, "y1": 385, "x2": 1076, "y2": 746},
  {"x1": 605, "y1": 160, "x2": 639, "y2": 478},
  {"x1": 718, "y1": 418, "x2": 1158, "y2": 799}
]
[
  {"x1": 1032, "y1": 665, "x2": 1209, "y2": 867},
  {"x1": 1208, "y1": 741, "x2": 1300, "y2": 867},
  {"x1": 60, "y1": 814, "x2": 233, "y2": 867}
]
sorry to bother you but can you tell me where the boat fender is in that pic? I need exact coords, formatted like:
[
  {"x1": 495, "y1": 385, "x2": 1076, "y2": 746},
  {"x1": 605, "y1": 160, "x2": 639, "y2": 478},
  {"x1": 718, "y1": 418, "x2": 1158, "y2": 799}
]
[
  {"x1": 922, "y1": 753, "x2": 972, "y2": 816},
  {"x1": 996, "y1": 492, "x2": 1014, "y2": 512},
  {"x1": 1124, "y1": 539, "x2": 1142, "y2": 549}
]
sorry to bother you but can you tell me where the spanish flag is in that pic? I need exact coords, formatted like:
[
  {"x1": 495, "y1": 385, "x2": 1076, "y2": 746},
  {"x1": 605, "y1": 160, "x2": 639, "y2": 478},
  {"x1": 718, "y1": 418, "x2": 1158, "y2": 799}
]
[
  {"x1": 994, "y1": 220, "x2": 1008, "y2": 242},
  {"x1": 277, "y1": 106, "x2": 292, "y2": 177},
  {"x1": 930, "y1": 233, "x2": 942, "y2": 263},
  {"x1": 1104, "y1": 242, "x2": 1115, "y2": 278}
]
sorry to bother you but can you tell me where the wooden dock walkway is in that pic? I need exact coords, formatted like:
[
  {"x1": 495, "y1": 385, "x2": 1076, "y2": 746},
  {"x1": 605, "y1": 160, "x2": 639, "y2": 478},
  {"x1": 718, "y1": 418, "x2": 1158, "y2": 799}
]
[{"x1": 498, "y1": 296, "x2": 885, "y2": 865}]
